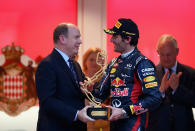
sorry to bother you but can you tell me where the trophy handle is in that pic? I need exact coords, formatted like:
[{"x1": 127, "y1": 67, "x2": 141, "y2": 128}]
[{"x1": 83, "y1": 50, "x2": 108, "y2": 106}]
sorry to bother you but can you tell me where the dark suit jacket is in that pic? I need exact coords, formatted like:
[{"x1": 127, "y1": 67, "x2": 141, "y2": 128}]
[
  {"x1": 147, "y1": 62, "x2": 195, "y2": 131},
  {"x1": 35, "y1": 49, "x2": 87, "y2": 131}
]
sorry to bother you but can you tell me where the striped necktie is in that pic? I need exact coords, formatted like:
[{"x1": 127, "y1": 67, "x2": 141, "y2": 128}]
[
  {"x1": 165, "y1": 68, "x2": 173, "y2": 98},
  {"x1": 68, "y1": 59, "x2": 78, "y2": 83}
]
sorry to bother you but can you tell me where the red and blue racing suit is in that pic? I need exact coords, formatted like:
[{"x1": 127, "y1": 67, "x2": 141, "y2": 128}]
[{"x1": 94, "y1": 48, "x2": 162, "y2": 131}]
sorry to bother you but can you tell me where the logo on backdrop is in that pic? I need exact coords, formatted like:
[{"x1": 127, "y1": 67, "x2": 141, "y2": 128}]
[{"x1": 0, "y1": 43, "x2": 39, "y2": 116}]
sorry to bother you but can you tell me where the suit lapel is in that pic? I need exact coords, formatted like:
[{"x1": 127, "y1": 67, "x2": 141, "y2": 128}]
[
  {"x1": 176, "y1": 62, "x2": 184, "y2": 84},
  {"x1": 176, "y1": 62, "x2": 182, "y2": 73},
  {"x1": 156, "y1": 64, "x2": 165, "y2": 84}
]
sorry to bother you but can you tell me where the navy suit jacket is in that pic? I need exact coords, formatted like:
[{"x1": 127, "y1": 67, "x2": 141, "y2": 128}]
[
  {"x1": 147, "y1": 62, "x2": 195, "y2": 131},
  {"x1": 35, "y1": 49, "x2": 87, "y2": 131}
]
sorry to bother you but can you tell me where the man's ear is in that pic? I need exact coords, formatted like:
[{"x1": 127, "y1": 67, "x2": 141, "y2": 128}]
[
  {"x1": 59, "y1": 35, "x2": 67, "y2": 44},
  {"x1": 157, "y1": 49, "x2": 160, "y2": 56},
  {"x1": 125, "y1": 36, "x2": 132, "y2": 43}
]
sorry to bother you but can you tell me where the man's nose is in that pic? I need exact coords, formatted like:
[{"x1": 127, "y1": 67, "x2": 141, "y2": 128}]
[{"x1": 79, "y1": 39, "x2": 82, "y2": 44}]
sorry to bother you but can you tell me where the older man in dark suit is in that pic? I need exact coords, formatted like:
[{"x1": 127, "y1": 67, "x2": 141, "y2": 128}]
[
  {"x1": 147, "y1": 34, "x2": 195, "y2": 131},
  {"x1": 35, "y1": 23, "x2": 94, "y2": 131}
]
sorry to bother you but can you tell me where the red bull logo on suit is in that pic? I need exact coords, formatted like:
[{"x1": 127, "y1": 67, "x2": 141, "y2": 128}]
[{"x1": 111, "y1": 77, "x2": 126, "y2": 87}]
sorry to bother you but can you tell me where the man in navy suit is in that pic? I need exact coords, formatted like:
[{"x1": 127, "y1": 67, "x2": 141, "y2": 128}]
[
  {"x1": 147, "y1": 34, "x2": 195, "y2": 131},
  {"x1": 35, "y1": 23, "x2": 94, "y2": 131}
]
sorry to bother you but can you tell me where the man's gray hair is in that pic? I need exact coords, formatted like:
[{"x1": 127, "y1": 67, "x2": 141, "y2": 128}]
[{"x1": 157, "y1": 34, "x2": 177, "y2": 49}]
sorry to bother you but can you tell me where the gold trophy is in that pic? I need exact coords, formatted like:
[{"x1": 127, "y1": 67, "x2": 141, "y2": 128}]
[{"x1": 83, "y1": 50, "x2": 111, "y2": 120}]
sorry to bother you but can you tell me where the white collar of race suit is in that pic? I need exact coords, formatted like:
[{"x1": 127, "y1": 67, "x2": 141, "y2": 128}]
[{"x1": 121, "y1": 48, "x2": 135, "y2": 59}]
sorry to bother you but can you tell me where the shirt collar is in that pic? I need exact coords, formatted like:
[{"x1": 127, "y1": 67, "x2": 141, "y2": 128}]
[
  {"x1": 164, "y1": 61, "x2": 177, "y2": 73},
  {"x1": 121, "y1": 48, "x2": 135, "y2": 59},
  {"x1": 55, "y1": 48, "x2": 70, "y2": 66}
]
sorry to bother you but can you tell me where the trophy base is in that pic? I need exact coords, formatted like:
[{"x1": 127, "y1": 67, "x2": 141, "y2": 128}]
[{"x1": 87, "y1": 106, "x2": 110, "y2": 120}]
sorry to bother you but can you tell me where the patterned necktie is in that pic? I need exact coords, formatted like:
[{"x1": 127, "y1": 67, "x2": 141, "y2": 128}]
[
  {"x1": 68, "y1": 59, "x2": 78, "y2": 83},
  {"x1": 165, "y1": 68, "x2": 173, "y2": 98}
]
